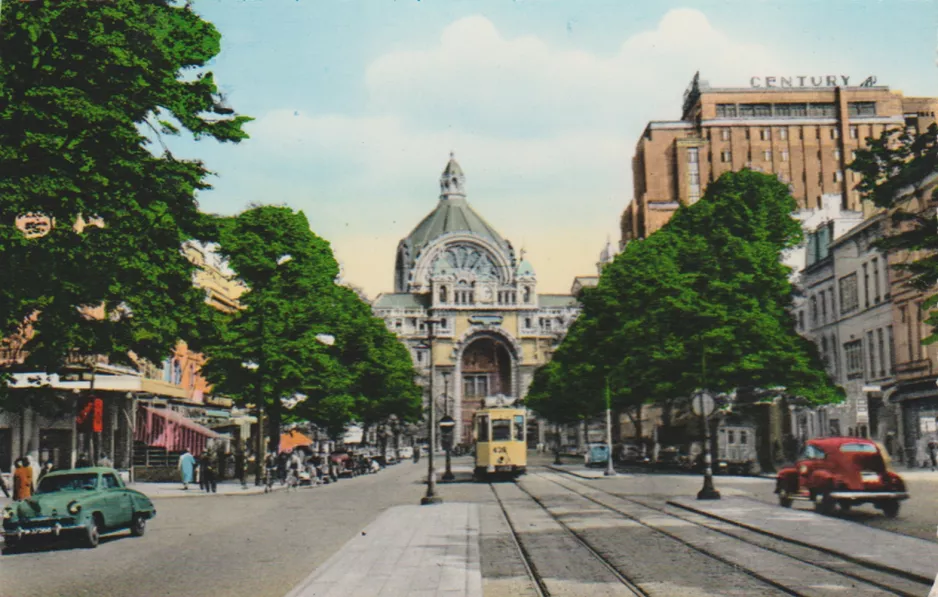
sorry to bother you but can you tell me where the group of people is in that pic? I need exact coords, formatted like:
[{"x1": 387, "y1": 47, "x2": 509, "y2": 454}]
[
  {"x1": 1, "y1": 457, "x2": 58, "y2": 501},
  {"x1": 177, "y1": 448, "x2": 219, "y2": 493}
]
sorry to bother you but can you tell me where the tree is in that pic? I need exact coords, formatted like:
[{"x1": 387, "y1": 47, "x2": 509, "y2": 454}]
[
  {"x1": 849, "y1": 124, "x2": 938, "y2": 340},
  {"x1": 0, "y1": 1, "x2": 250, "y2": 404},
  {"x1": 537, "y1": 170, "x2": 840, "y2": 428}
]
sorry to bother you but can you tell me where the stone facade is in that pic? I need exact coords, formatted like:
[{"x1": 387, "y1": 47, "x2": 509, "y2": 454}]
[{"x1": 373, "y1": 156, "x2": 579, "y2": 446}]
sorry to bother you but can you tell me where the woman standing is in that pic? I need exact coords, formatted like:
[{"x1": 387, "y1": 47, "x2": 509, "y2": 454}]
[
  {"x1": 178, "y1": 449, "x2": 196, "y2": 490},
  {"x1": 13, "y1": 458, "x2": 34, "y2": 501}
]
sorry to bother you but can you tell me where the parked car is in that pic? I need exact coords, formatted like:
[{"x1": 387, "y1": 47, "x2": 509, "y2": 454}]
[
  {"x1": 614, "y1": 441, "x2": 647, "y2": 464},
  {"x1": 2, "y1": 467, "x2": 156, "y2": 551},
  {"x1": 399, "y1": 446, "x2": 414, "y2": 459},
  {"x1": 584, "y1": 443, "x2": 610, "y2": 467},
  {"x1": 775, "y1": 437, "x2": 908, "y2": 517}
]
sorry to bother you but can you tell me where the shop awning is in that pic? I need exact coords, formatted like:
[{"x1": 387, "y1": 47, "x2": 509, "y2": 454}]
[
  {"x1": 135, "y1": 405, "x2": 221, "y2": 457},
  {"x1": 280, "y1": 430, "x2": 314, "y2": 454}
]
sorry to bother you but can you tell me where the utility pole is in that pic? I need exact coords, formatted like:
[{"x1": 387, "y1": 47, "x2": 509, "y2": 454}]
[
  {"x1": 604, "y1": 377, "x2": 616, "y2": 477},
  {"x1": 696, "y1": 348, "x2": 720, "y2": 500}
]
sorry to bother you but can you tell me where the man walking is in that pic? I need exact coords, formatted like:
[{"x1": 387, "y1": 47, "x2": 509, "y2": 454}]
[{"x1": 199, "y1": 451, "x2": 217, "y2": 493}]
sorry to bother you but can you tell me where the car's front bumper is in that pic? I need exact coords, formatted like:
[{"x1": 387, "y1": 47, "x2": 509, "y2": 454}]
[
  {"x1": 827, "y1": 491, "x2": 910, "y2": 501},
  {"x1": 2, "y1": 519, "x2": 85, "y2": 540}
]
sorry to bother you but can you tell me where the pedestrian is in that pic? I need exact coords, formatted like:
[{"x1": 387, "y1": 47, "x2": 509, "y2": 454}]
[
  {"x1": 76, "y1": 453, "x2": 91, "y2": 468},
  {"x1": 97, "y1": 452, "x2": 113, "y2": 468},
  {"x1": 13, "y1": 458, "x2": 35, "y2": 501},
  {"x1": 199, "y1": 451, "x2": 217, "y2": 493},
  {"x1": 413, "y1": 448, "x2": 420, "y2": 464},
  {"x1": 37, "y1": 460, "x2": 55, "y2": 485},
  {"x1": 928, "y1": 439, "x2": 938, "y2": 472},
  {"x1": 178, "y1": 448, "x2": 196, "y2": 490}
]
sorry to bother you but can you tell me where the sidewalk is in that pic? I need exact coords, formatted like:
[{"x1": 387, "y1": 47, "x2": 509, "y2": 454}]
[
  {"x1": 126, "y1": 479, "x2": 310, "y2": 499},
  {"x1": 669, "y1": 495, "x2": 938, "y2": 584},
  {"x1": 285, "y1": 502, "x2": 482, "y2": 597}
]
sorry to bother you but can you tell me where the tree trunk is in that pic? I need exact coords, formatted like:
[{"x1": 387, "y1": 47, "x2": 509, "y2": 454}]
[{"x1": 267, "y1": 399, "x2": 281, "y2": 454}]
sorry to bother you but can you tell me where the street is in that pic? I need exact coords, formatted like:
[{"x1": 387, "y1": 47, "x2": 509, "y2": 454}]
[{"x1": 4, "y1": 455, "x2": 938, "y2": 597}]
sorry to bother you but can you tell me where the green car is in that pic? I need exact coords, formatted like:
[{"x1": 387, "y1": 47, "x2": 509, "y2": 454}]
[{"x1": 2, "y1": 467, "x2": 156, "y2": 551}]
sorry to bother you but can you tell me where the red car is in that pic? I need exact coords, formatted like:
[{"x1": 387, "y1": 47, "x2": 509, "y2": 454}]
[{"x1": 775, "y1": 437, "x2": 908, "y2": 517}]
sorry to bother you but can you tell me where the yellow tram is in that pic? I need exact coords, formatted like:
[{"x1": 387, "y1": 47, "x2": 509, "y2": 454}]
[{"x1": 473, "y1": 398, "x2": 528, "y2": 479}]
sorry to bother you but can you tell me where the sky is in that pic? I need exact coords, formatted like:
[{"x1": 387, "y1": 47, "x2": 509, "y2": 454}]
[{"x1": 170, "y1": 0, "x2": 938, "y2": 299}]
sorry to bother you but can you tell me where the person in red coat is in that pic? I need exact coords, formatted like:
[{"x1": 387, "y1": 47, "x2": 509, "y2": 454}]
[{"x1": 13, "y1": 458, "x2": 34, "y2": 501}]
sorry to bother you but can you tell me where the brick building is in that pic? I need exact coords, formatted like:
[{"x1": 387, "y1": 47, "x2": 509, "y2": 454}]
[{"x1": 620, "y1": 73, "x2": 938, "y2": 246}]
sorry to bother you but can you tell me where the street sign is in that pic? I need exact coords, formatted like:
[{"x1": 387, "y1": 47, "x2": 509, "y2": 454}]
[
  {"x1": 692, "y1": 391, "x2": 716, "y2": 417},
  {"x1": 439, "y1": 416, "x2": 456, "y2": 450}
]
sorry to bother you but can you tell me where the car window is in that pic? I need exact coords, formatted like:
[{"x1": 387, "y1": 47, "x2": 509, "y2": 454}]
[
  {"x1": 103, "y1": 474, "x2": 121, "y2": 489},
  {"x1": 513, "y1": 415, "x2": 524, "y2": 442},
  {"x1": 839, "y1": 443, "x2": 877, "y2": 453},
  {"x1": 491, "y1": 419, "x2": 511, "y2": 441},
  {"x1": 37, "y1": 473, "x2": 99, "y2": 494}
]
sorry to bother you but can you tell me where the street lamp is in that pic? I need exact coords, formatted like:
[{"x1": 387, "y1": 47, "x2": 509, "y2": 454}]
[
  {"x1": 421, "y1": 318, "x2": 443, "y2": 505},
  {"x1": 604, "y1": 378, "x2": 616, "y2": 477},
  {"x1": 441, "y1": 371, "x2": 455, "y2": 482},
  {"x1": 695, "y1": 388, "x2": 720, "y2": 500}
]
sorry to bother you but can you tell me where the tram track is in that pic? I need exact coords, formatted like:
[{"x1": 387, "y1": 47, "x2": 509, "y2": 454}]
[{"x1": 537, "y1": 469, "x2": 930, "y2": 597}]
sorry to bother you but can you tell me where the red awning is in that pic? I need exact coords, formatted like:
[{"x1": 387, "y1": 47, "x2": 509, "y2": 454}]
[
  {"x1": 279, "y1": 430, "x2": 314, "y2": 454},
  {"x1": 135, "y1": 406, "x2": 221, "y2": 457}
]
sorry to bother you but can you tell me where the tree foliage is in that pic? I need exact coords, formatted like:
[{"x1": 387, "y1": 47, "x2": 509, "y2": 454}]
[
  {"x1": 0, "y1": 1, "x2": 251, "y2": 403},
  {"x1": 201, "y1": 206, "x2": 421, "y2": 451},
  {"x1": 526, "y1": 170, "x2": 841, "y2": 425},
  {"x1": 849, "y1": 124, "x2": 938, "y2": 341}
]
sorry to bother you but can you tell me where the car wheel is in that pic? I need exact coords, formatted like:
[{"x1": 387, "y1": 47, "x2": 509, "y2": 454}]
[
  {"x1": 814, "y1": 491, "x2": 836, "y2": 515},
  {"x1": 838, "y1": 500, "x2": 852, "y2": 513},
  {"x1": 130, "y1": 514, "x2": 146, "y2": 537},
  {"x1": 881, "y1": 499, "x2": 900, "y2": 518},
  {"x1": 82, "y1": 516, "x2": 101, "y2": 549},
  {"x1": 778, "y1": 488, "x2": 793, "y2": 508}
]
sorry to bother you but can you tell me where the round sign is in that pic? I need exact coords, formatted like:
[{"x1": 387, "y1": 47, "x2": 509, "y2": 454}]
[
  {"x1": 692, "y1": 392, "x2": 716, "y2": 417},
  {"x1": 438, "y1": 416, "x2": 456, "y2": 430}
]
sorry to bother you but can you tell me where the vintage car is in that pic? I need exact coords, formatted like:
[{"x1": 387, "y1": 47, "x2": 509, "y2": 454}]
[
  {"x1": 775, "y1": 437, "x2": 908, "y2": 517},
  {"x1": 2, "y1": 467, "x2": 156, "y2": 551},
  {"x1": 584, "y1": 443, "x2": 610, "y2": 467}
]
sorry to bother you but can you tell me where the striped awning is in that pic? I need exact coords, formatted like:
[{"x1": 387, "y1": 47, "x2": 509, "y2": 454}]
[{"x1": 135, "y1": 406, "x2": 221, "y2": 457}]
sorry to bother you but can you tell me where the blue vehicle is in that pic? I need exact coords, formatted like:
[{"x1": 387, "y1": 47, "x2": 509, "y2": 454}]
[{"x1": 584, "y1": 443, "x2": 610, "y2": 467}]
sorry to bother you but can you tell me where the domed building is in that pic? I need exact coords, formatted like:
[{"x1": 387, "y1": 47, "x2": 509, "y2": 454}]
[{"x1": 372, "y1": 155, "x2": 579, "y2": 446}]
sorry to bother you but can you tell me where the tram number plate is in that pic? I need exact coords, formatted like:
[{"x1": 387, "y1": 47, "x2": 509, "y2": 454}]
[{"x1": 495, "y1": 465, "x2": 512, "y2": 472}]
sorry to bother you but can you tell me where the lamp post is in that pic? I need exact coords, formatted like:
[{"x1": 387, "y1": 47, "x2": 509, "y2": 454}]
[
  {"x1": 441, "y1": 372, "x2": 455, "y2": 482},
  {"x1": 695, "y1": 350, "x2": 720, "y2": 500},
  {"x1": 421, "y1": 318, "x2": 443, "y2": 505},
  {"x1": 604, "y1": 378, "x2": 616, "y2": 477}
]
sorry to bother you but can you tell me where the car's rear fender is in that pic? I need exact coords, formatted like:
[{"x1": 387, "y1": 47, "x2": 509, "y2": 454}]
[{"x1": 775, "y1": 467, "x2": 798, "y2": 493}]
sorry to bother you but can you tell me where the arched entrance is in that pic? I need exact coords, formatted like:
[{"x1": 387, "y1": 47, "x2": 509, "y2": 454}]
[{"x1": 459, "y1": 336, "x2": 513, "y2": 443}]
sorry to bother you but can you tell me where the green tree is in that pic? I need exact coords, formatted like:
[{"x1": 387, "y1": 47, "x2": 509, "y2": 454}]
[
  {"x1": 0, "y1": 1, "x2": 250, "y2": 404},
  {"x1": 849, "y1": 124, "x2": 938, "y2": 340}
]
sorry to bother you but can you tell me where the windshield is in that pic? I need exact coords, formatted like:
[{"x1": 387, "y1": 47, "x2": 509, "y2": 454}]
[
  {"x1": 491, "y1": 419, "x2": 511, "y2": 441},
  {"x1": 840, "y1": 443, "x2": 878, "y2": 453},
  {"x1": 37, "y1": 473, "x2": 99, "y2": 494}
]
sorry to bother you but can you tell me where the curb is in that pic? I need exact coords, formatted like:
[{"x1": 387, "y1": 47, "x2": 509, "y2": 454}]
[
  {"x1": 546, "y1": 465, "x2": 620, "y2": 480},
  {"x1": 140, "y1": 483, "x2": 319, "y2": 500}
]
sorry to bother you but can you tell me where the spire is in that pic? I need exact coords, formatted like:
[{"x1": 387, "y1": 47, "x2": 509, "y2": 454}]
[{"x1": 440, "y1": 152, "x2": 466, "y2": 201}]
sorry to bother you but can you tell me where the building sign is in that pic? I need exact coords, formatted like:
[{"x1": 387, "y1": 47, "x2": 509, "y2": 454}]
[
  {"x1": 750, "y1": 75, "x2": 877, "y2": 88},
  {"x1": 855, "y1": 392, "x2": 869, "y2": 425}
]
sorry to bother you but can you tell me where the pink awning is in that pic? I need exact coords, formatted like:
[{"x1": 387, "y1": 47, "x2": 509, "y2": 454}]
[{"x1": 135, "y1": 405, "x2": 221, "y2": 457}]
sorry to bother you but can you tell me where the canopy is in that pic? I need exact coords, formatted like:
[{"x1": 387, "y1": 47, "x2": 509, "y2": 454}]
[
  {"x1": 135, "y1": 405, "x2": 221, "y2": 457},
  {"x1": 279, "y1": 430, "x2": 314, "y2": 454}
]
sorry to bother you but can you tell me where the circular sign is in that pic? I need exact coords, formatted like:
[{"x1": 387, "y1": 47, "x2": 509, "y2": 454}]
[
  {"x1": 692, "y1": 392, "x2": 716, "y2": 417},
  {"x1": 438, "y1": 416, "x2": 456, "y2": 430}
]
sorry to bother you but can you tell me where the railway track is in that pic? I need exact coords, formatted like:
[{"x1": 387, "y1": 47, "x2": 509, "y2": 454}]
[{"x1": 489, "y1": 467, "x2": 931, "y2": 597}]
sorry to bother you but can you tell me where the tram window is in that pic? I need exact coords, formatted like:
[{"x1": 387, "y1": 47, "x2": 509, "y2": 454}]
[
  {"x1": 740, "y1": 431, "x2": 748, "y2": 444},
  {"x1": 727, "y1": 430, "x2": 735, "y2": 444},
  {"x1": 477, "y1": 416, "x2": 489, "y2": 442},
  {"x1": 513, "y1": 415, "x2": 524, "y2": 441},
  {"x1": 492, "y1": 419, "x2": 511, "y2": 441}
]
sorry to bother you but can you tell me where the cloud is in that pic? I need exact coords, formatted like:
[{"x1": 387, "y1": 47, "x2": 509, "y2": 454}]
[{"x1": 217, "y1": 9, "x2": 799, "y2": 298}]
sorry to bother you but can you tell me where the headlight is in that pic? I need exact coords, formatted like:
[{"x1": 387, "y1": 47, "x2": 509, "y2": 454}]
[
  {"x1": 2, "y1": 507, "x2": 13, "y2": 520},
  {"x1": 67, "y1": 501, "x2": 81, "y2": 515}
]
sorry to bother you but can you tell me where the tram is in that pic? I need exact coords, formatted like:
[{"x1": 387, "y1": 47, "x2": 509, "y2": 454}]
[{"x1": 473, "y1": 396, "x2": 528, "y2": 479}]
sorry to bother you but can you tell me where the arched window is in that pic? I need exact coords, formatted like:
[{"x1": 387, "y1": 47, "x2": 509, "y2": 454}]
[
  {"x1": 439, "y1": 286, "x2": 447, "y2": 303},
  {"x1": 523, "y1": 287, "x2": 531, "y2": 303}
]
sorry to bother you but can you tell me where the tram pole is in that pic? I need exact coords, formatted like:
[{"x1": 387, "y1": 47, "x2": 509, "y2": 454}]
[
  {"x1": 604, "y1": 377, "x2": 616, "y2": 477},
  {"x1": 421, "y1": 318, "x2": 443, "y2": 505}
]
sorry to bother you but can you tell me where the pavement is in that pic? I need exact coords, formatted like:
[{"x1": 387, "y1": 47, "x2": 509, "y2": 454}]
[
  {"x1": 669, "y1": 495, "x2": 938, "y2": 584},
  {"x1": 546, "y1": 463, "x2": 631, "y2": 479},
  {"x1": 285, "y1": 503, "x2": 483, "y2": 597},
  {"x1": 125, "y1": 479, "x2": 316, "y2": 498}
]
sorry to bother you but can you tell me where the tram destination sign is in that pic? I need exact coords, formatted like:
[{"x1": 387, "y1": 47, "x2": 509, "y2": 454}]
[{"x1": 750, "y1": 75, "x2": 877, "y2": 88}]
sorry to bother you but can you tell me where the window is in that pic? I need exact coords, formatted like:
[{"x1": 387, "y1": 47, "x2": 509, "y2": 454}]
[
  {"x1": 848, "y1": 102, "x2": 877, "y2": 117},
  {"x1": 440, "y1": 318, "x2": 448, "y2": 329},
  {"x1": 753, "y1": 104, "x2": 771, "y2": 117},
  {"x1": 839, "y1": 273, "x2": 859, "y2": 314},
  {"x1": 762, "y1": 150, "x2": 772, "y2": 161},
  {"x1": 862, "y1": 263, "x2": 870, "y2": 308},
  {"x1": 524, "y1": 317, "x2": 532, "y2": 329},
  {"x1": 800, "y1": 444, "x2": 826, "y2": 460},
  {"x1": 867, "y1": 330, "x2": 876, "y2": 378},
  {"x1": 688, "y1": 148, "x2": 699, "y2": 163},
  {"x1": 887, "y1": 325, "x2": 895, "y2": 373},
  {"x1": 760, "y1": 128, "x2": 771, "y2": 141},
  {"x1": 721, "y1": 150, "x2": 732, "y2": 163},
  {"x1": 103, "y1": 474, "x2": 121, "y2": 489},
  {"x1": 438, "y1": 287, "x2": 447, "y2": 303},
  {"x1": 877, "y1": 328, "x2": 886, "y2": 377},
  {"x1": 810, "y1": 296, "x2": 818, "y2": 326},
  {"x1": 850, "y1": 126, "x2": 859, "y2": 139},
  {"x1": 740, "y1": 431, "x2": 748, "y2": 445},
  {"x1": 721, "y1": 129, "x2": 731, "y2": 141},
  {"x1": 844, "y1": 340, "x2": 864, "y2": 380},
  {"x1": 820, "y1": 292, "x2": 827, "y2": 322},
  {"x1": 798, "y1": 310, "x2": 805, "y2": 330},
  {"x1": 781, "y1": 149, "x2": 789, "y2": 162},
  {"x1": 831, "y1": 128, "x2": 840, "y2": 140},
  {"x1": 727, "y1": 430, "x2": 735, "y2": 444},
  {"x1": 477, "y1": 416, "x2": 489, "y2": 442},
  {"x1": 915, "y1": 303, "x2": 924, "y2": 360},
  {"x1": 491, "y1": 419, "x2": 511, "y2": 441},
  {"x1": 789, "y1": 104, "x2": 808, "y2": 117},
  {"x1": 872, "y1": 258, "x2": 880, "y2": 302},
  {"x1": 834, "y1": 170, "x2": 843, "y2": 182},
  {"x1": 172, "y1": 360, "x2": 182, "y2": 385},
  {"x1": 716, "y1": 104, "x2": 737, "y2": 118},
  {"x1": 779, "y1": 128, "x2": 788, "y2": 140},
  {"x1": 513, "y1": 415, "x2": 525, "y2": 442},
  {"x1": 833, "y1": 149, "x2": 841, "y2": 160}
]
